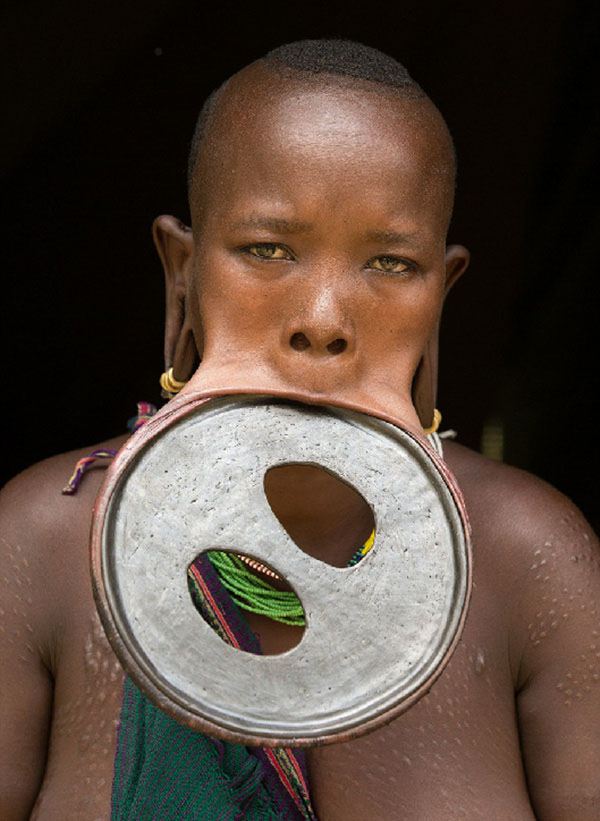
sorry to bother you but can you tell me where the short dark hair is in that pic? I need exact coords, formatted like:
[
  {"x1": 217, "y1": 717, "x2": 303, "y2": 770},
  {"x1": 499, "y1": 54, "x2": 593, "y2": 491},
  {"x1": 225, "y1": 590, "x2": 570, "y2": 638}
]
[
  {"x1": 187, "y1": 39, "x2": 426, "y2": 189},
  {"x1": 262, "y1": 39, "x2": 424, "y2": 93}
]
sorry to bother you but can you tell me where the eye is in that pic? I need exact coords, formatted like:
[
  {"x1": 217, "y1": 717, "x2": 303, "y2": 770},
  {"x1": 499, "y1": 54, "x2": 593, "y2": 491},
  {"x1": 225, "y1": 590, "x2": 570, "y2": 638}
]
[
  {"x1": 245, "y1": 243, "x2": 294, "y2": 260},
  {"x1": 367, "y1": 255, "x2": 414, "y2": 275}
]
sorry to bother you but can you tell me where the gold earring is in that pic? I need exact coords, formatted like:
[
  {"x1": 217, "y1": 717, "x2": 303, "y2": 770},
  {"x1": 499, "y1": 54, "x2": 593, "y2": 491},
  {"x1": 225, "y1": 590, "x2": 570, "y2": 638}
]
[
  {"x1": 159, "y1": 367, "x2": 188, "y2": 398},
  {"x1": 423, "y1": 408, "x2": 442, "y2": 435}
]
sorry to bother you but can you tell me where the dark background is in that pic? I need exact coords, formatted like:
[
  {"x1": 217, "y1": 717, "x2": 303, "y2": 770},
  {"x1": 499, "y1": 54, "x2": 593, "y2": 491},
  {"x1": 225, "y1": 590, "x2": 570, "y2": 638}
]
[{"x1": 2, "y1": 0, "x2": 598, "y2": 531}]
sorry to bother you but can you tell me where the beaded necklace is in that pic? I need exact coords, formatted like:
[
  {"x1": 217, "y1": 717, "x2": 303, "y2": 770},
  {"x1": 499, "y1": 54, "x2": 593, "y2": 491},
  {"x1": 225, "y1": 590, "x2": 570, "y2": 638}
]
[{"x1": 207, "y1": 530, "x2": 375, "y2": 626}]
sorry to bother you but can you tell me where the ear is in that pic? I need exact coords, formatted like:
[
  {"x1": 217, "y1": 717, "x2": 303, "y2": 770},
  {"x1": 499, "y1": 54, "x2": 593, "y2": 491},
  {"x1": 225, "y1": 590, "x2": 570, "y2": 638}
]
[
  {"x1": 444, "y1": 244, "x2": 470, "y2": 295},
  {"x1": 412, "y1": 244, "x2": 470, "y2": 429},
  {"x1": 153, "y1": 214, "x2": 201, "y2": 381}
]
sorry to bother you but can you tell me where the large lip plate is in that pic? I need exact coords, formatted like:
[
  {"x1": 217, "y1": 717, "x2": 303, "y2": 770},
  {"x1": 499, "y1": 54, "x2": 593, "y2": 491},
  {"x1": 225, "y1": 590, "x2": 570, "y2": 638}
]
[{"x1": 92, "y1": 394, "x2": 472, "y2": 747}]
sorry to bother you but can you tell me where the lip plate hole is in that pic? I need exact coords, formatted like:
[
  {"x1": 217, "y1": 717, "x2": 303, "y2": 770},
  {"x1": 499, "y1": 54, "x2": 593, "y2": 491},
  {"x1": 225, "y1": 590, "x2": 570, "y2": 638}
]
[
  {"x1": 263, "y1": 463, "x2": 375, "y2": 569},
  {"x1": 188, "y1": 550, "x2": 305, "y2": 656}
]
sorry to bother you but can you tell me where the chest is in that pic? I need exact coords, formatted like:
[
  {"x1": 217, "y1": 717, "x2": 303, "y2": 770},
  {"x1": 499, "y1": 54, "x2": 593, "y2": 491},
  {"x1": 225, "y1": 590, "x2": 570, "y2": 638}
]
[
  {"x1": 306, "y1": 585, "x2": 533, "y2": 819},
  {"x1": 42, "y1": 496, "x2": 527, "y2": 820}
]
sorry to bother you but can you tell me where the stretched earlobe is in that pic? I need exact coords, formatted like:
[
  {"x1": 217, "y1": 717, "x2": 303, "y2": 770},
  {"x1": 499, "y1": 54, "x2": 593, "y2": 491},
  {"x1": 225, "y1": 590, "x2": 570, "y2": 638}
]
[
  {"x1": 412, "y1": 321, "x2": 440, "y2": 431},
  {"x1": 413, "y1": 245, "x2": 469, "y2": 431},
  {"x1": 153, "y1": 215, "x2": 202, "y2": 384}
]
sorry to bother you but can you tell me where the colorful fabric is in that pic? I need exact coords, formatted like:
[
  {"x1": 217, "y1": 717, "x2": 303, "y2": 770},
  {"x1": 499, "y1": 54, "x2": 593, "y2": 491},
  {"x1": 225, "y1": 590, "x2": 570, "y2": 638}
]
[
  {"x1": 127, "y1": 401, "x2": 158, "y2": 432},
  {"x1": 113, "y1": 553, "x2": 316, "y2": 820},
  {"x1": 113, "y1": 678, "x2": 305, "y2": 820}
]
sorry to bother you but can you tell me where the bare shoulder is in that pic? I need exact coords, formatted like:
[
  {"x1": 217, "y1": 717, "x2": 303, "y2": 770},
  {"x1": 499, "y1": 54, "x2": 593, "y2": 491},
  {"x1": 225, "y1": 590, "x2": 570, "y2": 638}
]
[
  {"x1": 444, "y1": 438, "x2": 597, "y2": 554},
  {"x1": 444, "y1": 440, "x2": 599, "y2": 683},
  {"x1": 0, "y1": 435, "x2": 128, "y2": 651},
  {"x1": 1, "y1": 434, "x2": 128, "y2": 545}
]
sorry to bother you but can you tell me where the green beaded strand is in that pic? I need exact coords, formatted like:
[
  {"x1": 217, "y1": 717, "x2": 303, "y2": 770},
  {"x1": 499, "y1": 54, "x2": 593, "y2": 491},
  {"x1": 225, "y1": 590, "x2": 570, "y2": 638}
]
[
  {"x1": 207, "y1": 551, "x2": 306, "y2": 626},
  {"x1": 207, "y1": 530, "x2": 375, "y2": 627}
]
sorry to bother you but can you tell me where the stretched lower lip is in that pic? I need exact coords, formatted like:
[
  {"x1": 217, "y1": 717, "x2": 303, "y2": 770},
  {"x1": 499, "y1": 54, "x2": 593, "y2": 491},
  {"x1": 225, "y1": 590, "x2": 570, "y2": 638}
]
[
  {"x1": 277, "y1": 360, "x2": 356, "y2": 394},
  {"x1": 180, "y1": 355, "x2": 421, "y2": 434}
]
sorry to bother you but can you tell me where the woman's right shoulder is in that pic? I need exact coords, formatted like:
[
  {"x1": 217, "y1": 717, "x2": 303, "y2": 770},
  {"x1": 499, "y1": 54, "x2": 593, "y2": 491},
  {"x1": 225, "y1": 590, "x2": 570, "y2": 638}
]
[{"x1": 0, "y1": 434, "x2": 128, "y2": 564}]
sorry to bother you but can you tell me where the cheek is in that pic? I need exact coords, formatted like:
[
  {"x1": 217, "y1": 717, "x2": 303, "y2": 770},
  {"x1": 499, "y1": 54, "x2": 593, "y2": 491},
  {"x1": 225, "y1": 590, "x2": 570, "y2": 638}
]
[
  {"x1": 193, "y1": 260, "x2": 284, "y2": 343},
  {"x1": 366, "y1": 279, "x2": 443, "y2": 349}
]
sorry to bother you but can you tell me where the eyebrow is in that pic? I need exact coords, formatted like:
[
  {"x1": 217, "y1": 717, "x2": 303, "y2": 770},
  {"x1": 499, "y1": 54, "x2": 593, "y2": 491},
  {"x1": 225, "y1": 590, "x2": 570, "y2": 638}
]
[
  {"x1": 363, "y1": 229, "x2": 419, "y2": 245},
  {"x1": 229, "y1": 217, "x2": 421, "y2": 246},
  {"x1": 230, "y1": 215, "x2": 312, "y2": 234}
]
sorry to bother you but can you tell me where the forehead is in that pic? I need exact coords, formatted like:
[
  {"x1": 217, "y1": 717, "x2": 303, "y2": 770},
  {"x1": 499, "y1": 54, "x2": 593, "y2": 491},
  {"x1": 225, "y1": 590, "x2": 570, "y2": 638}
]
[{"x1": 191, "y1": 65, "x2": 454, "y2": 230}]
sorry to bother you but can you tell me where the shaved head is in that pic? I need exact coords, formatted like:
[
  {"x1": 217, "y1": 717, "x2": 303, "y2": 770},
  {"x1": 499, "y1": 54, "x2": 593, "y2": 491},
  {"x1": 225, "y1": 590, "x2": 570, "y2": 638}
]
[{"x1": 187, "y1": 41, "x2": 456, "y2": 231}]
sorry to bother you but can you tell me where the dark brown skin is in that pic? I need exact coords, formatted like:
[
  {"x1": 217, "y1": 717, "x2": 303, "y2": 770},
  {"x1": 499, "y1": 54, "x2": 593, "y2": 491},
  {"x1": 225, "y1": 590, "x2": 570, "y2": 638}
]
[{"x1": 2, "y1": 64, "x2": 599, "y2": 819}]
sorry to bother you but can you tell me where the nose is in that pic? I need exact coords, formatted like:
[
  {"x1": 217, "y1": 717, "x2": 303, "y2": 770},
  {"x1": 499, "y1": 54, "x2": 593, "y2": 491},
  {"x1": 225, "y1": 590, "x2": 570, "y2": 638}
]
[
  {"x1": 289, "y1": 331, "x2": 348, "y2": 355},
  {"x1": 285, "y1": 280, "x2": 353, "y2": 357}
]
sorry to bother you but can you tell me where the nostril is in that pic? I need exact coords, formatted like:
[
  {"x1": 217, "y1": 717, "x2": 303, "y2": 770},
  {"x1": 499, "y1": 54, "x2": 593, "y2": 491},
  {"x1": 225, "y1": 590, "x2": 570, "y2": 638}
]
[
  {"x1": 290, "y1": 332, "x2": 311, "y2": 351},
  {"x1": 327, "y1": 338, "x2": 347, "y2": 355}
]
